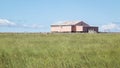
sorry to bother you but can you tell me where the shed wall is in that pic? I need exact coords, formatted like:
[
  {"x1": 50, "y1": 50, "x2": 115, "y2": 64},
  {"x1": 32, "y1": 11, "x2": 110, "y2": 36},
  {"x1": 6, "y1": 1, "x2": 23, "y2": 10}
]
[
  {"x1": 75, "y1": 26, "x2": 83, "y2": 32},
  {"x1": 51, "y1": 26, "x2": 61, "y2": 32},
  {"x1": 51, "y1": 26, "x2": 72, "y2": 32}
]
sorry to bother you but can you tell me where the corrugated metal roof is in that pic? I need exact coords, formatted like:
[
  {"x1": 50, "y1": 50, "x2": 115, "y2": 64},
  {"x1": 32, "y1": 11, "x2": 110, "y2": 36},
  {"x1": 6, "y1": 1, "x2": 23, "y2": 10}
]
[
  {"x1": 51, "y1": 21, "x2": 90, "y2": 26},
  {"x1": 52, "y1": 21, "x2": 80, "y2": 25}
]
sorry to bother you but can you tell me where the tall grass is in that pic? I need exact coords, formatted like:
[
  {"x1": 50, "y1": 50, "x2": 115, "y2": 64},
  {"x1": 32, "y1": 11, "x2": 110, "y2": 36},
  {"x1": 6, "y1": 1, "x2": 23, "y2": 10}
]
[{"x1": 0, "y1": 33, "x2": 120, "y2": 68}]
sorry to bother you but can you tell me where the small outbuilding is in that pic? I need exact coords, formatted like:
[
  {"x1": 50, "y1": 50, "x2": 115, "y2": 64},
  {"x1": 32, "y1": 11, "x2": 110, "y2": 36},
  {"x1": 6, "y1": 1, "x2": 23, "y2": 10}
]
[{"x1": 51, "y1": 21, "x2": 98, "y2": 33}]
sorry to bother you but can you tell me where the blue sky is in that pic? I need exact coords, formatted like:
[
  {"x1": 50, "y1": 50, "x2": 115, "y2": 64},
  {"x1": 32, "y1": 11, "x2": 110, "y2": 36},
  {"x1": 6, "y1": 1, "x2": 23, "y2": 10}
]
[{"x1": 0, "y1": 0, "x2": 120, "y2": 32}]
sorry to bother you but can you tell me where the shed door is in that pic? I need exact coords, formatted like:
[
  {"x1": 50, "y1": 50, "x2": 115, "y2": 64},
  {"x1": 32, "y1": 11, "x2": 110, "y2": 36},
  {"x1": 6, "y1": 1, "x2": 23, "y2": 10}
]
[{"x1": 72, "y1": 26, "x2": 76, "y2": 32}]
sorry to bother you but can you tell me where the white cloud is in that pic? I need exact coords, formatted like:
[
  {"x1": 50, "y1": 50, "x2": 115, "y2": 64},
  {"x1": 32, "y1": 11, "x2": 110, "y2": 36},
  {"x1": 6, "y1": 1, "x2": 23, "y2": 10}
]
[
  {"x1": 101, "y1": 23, "x2": 120, "y2": 32},
  {"x1": 0, "y1": 18, "x2": 44, "y2": 29},
  {"x1": 0, "y1": 19, "x2": 16, "y2": 26},
  {"x1": 22, "y1": 24, "x2": 44, "y2": 29}
]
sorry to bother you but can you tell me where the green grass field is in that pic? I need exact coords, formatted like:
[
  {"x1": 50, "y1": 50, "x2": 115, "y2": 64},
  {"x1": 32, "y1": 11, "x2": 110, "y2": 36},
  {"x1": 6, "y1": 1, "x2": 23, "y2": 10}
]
[{"x1": 0, "y1": 33, "x2": 120, "y2": 68}]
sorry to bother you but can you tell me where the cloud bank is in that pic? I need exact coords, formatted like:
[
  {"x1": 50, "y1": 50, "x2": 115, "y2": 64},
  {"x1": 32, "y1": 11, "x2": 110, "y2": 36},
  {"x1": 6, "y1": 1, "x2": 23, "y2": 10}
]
[
  {"x1": 0, "y1": 18, "x2": 43, "y2": 29},
  {"x1": 101, "y1": 23, "x2": 120, "y2": 32}
]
